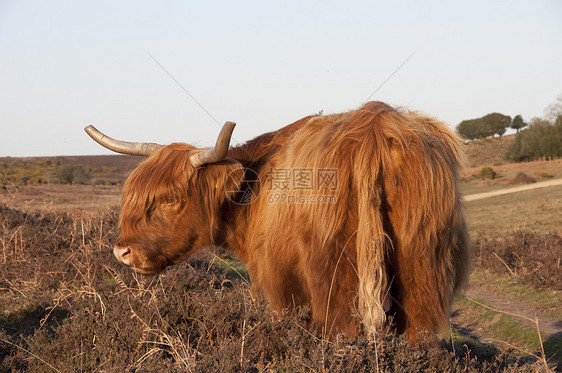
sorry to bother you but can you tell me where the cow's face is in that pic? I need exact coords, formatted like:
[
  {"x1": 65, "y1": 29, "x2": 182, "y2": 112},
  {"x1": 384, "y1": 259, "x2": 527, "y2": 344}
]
[{"x1": 113, "y1": 144, "x2": 243, "y2": 274}]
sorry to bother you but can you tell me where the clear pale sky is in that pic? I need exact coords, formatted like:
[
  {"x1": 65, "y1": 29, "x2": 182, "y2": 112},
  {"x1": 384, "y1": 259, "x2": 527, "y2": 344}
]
[{"x1": 1, "y1": 1, "x2": 561, "y2": 157}]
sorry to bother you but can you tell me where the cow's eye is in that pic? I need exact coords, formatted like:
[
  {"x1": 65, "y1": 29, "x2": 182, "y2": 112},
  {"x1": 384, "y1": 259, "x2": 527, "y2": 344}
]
[{"x1": 164, "y1": 197, "x2": 186, "y2": 207}]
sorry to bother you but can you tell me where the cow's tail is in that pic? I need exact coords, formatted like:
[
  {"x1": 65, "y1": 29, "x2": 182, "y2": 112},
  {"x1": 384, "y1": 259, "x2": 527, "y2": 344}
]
[
  {"x1": 353, "y1": 102, "x2": 470, "y2": 338},
  {"x1": 352, "y1": 114, "x2": 391, "y2": 336}
]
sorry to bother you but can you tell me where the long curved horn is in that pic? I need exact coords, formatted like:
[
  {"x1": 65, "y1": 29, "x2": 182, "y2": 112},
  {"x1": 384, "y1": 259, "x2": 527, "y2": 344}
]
[
  {"x1": 84, "y1": 125, "x2": 163, "y2": 156},
  {"x1": 190, "y1": 121, "x2": 236, "y2": 168}
]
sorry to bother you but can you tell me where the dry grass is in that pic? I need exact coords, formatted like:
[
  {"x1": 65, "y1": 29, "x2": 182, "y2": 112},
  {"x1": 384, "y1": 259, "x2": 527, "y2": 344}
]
[
  {"x1": 464, "y1": 184, "x2": 562, "y2": 236},
  {"x1": 463, "y1": 135, "x2": 515, "y2": 168},
  {"x1": 0, "y1": 184, "x2": 121, "y2": 214},
  {"x1": 472, "y1": 231, "x2": 562, "y2": 292},
  {"x1": 461, "y1": 158, "x2": 562, "y2": 182},
  {"x1": 460, "y1": 158, "x2": 562, "y2": 195}
]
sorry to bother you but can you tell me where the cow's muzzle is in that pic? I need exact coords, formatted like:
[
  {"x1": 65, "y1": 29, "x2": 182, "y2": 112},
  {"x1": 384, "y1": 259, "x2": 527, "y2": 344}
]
[{"x1": 113, "y1": 246, "x2": 132, "y2": 265}]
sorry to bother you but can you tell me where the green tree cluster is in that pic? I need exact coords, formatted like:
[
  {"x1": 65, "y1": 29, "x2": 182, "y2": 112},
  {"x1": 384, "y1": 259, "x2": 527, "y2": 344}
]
[
  {"x1": 457, "y1": 113, "x2": 512, "y2": 140},
  {"x1": 506, "y1": 115, "x2": 562, "y2": 161}
]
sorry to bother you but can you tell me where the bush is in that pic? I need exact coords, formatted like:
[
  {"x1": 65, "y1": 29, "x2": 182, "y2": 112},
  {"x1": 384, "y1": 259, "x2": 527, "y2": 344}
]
[
  {"x1": 506, "y1": 116, "x2": 562, "y2": 161},
  {"x1": 510, "y1": 172, "x2": 535, "y2": 184},
  {"x1": 55, "y1": 165, "x2": 91, "y2": 184},
  {"x1": 0, "y1": 160, "x2": 45, "y2": 186},
  {"x1": 473, "y1": 231, "x2": 562, "y2": 290},
  {"x1": 472, "y1": 166, "x2": 497, "y2": 180}
]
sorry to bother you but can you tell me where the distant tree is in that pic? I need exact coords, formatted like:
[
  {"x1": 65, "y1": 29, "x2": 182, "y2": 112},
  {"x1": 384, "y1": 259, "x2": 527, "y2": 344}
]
[
  {"x1": 457, "y1": 119, "x2": 479, "y2": 140},
  {"x1": 56, "y1": 166, "x2": 75, "y2": 184},
  {"x1": 56, "y1": 165, "x2": 91, "y2": 184},
  {"x1": 544, "y1": 93, "x2": 562, "y2": 122},
  {"x1": 510, "y1": 115, "x2": 527, "y2": 134},
  {"x1": 457, "y1": 112, "x2": 511, "y2": 139},
  {"x1": 72, "y1": 166, "x2": 91, "y2": 184},
  {"x1": 481, "y1": 113, "x2": 511, "y2": 137}
]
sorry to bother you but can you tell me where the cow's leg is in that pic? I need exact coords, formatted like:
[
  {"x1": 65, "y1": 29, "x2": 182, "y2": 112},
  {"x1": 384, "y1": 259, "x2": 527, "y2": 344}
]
[
  {"x1": 302, "y1": 255, "x2": 361, "y2": 337},
  {"x1": 392, "y1": 253, "x2": 451, "y2": 346},
  {"x1": 307, "y1": 283, "x2": 361, "y2": 336},
  {"x1": 253, "y1": 260, "x2": 310, "y2": 312}
]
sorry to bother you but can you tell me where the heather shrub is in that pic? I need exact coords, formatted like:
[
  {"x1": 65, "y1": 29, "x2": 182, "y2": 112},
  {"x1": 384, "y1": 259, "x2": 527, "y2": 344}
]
[
  {"x1": 473, "y1": 166, "x2": 497, "y2": 180},
  {"x1": 0, "y1": 205, "x2": 552, "y2": 371},
  {"x1": 510, "y1": 172, "x2": 535, "y2": 184}
]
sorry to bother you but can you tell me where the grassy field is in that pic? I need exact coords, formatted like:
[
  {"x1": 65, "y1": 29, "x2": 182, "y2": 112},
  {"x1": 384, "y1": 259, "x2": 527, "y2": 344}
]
[
  {"x1": 0, "y1": 184, "x2": 122, "y2": 214},
  {"x1": 1, "y1": 150, "x2": 561, "y2": 371},
  {"x1": 465, "y1": 184, "x2": 562, "y2": 235}
]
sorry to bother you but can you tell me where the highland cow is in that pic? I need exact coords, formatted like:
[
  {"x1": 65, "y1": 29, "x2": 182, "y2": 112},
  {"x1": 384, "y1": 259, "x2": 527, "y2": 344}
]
[{"x1": 85, "y1": 101, "x2": 470, "y2": 342}]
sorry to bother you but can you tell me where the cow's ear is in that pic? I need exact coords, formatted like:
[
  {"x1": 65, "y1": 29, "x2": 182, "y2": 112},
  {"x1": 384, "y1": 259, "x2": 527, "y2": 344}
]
[{"x1": 195, "y1": 159, "x2": 244, "y2": 202}]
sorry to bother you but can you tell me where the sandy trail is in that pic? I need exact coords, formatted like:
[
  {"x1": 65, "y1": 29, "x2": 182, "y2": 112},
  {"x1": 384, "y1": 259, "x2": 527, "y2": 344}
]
[
  {"x1": 462, "y1": 280, "x2": 562, "y2": 337},
  {"x1": 464, "y1": 178, "x2": 562, "y2": 201}
]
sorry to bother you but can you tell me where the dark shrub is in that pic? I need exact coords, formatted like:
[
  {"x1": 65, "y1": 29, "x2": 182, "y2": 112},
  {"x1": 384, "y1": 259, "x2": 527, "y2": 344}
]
[
  {"x1": 473, "y1": 166, "x2": 497, "y2": 180},
  {"x1": 55, "y1": 165, "x2": 91, "y2": 184},
  {"x1": 510, "y1": 172, "x2": 535, "y2": 184}
]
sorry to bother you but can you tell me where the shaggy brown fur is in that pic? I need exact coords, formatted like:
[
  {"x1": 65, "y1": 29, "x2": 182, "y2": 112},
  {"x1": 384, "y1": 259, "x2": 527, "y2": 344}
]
[{"x1": 115, "y1": 101, "x2": 470, "y2": 342}]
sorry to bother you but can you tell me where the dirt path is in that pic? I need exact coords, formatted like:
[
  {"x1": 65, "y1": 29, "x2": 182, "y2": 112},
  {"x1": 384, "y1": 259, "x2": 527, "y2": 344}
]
[
  {"x1": 459, "y1": 279, "x2": 562, "y2": 338},
  {"x1": 449, "y1": 277, "x2": 562, "y2": 367},
  {"x1": 464, "y1": 178, "x2": 562, "y2": 201}
]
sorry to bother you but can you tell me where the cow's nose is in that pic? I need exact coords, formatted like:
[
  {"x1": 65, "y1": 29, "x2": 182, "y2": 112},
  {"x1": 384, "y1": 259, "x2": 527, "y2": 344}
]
[{"x1": 114, "y1": 246, "x2": 131, "y2": 265}]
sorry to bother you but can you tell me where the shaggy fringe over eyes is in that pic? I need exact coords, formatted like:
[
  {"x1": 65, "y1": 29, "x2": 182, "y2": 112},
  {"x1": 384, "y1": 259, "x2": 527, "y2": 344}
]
[{"x1": 121, "y1": 143, "x2": 195, "y2": 226}]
